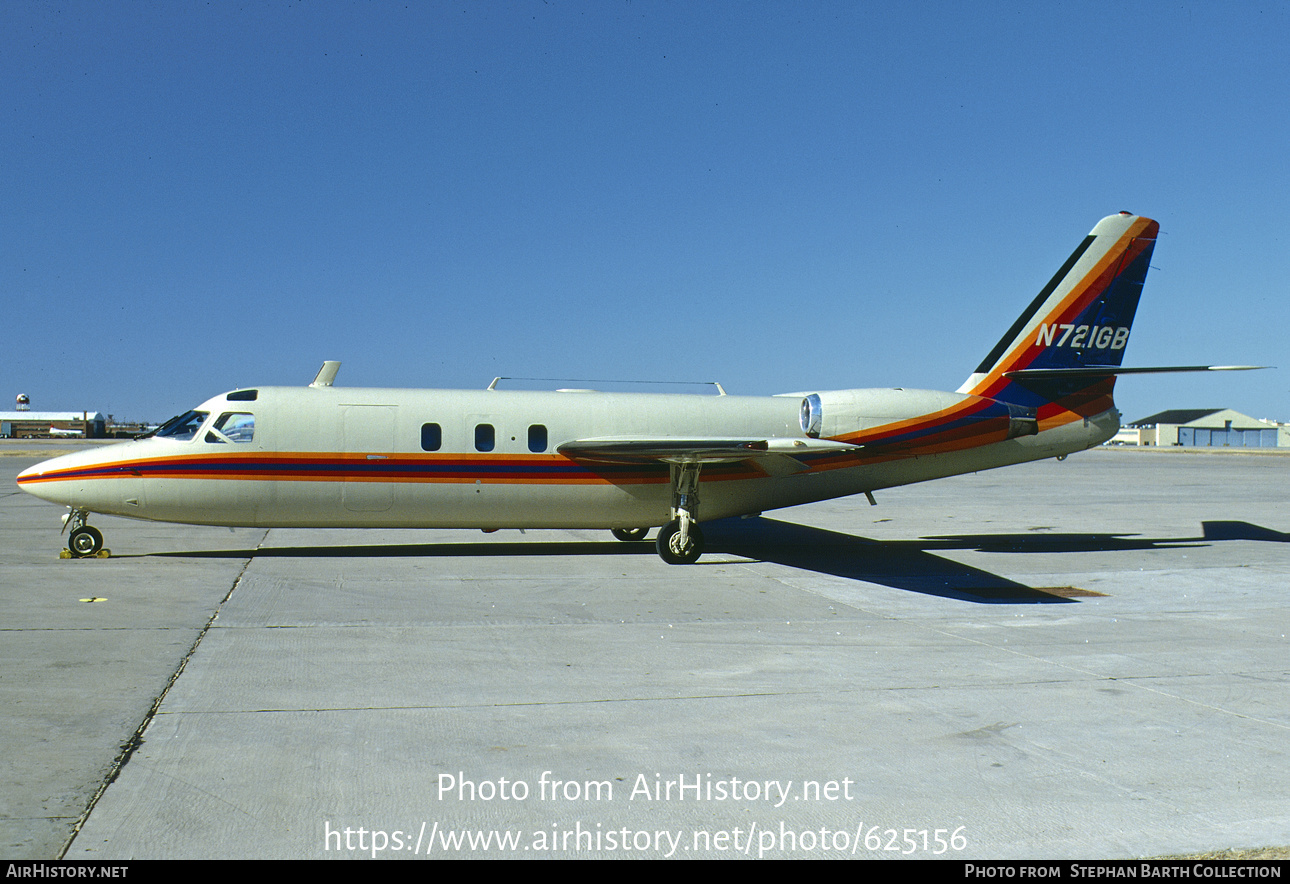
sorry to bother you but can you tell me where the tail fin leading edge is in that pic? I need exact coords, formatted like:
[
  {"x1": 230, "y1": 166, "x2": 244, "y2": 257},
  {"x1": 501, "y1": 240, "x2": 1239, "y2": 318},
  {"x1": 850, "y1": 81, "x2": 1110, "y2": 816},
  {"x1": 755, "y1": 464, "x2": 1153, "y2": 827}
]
[{"x1": 958, "y1": 212, "x2": 1159, "y2": 412}]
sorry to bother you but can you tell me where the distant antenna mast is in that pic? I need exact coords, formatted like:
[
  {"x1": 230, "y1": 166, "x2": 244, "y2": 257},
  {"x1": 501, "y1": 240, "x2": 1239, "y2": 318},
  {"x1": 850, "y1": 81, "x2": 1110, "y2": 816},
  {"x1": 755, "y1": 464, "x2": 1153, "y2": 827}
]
[{"x1": 310, "y1": 362, "x2": 341, "y2": 387}]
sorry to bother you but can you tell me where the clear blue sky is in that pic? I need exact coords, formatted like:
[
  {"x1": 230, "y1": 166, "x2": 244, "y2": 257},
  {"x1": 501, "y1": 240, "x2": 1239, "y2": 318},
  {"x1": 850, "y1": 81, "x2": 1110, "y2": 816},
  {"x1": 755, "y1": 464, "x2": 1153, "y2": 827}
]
[{"x1": 4, "y1": 1, "x2": 1286, "y2": 424}]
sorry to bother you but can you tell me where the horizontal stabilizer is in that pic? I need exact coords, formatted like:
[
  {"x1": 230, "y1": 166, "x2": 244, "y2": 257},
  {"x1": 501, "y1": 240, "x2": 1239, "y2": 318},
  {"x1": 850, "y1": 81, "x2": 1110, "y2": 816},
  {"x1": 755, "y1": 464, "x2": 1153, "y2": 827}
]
[{"x1": 1004, "y1": 365, "x2": 1267, "y2": 380}]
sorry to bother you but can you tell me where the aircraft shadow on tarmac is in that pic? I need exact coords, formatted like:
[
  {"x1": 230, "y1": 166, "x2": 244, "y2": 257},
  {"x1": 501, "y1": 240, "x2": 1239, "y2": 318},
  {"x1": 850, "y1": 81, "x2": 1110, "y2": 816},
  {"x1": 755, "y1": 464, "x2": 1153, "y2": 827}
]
[{"x1": 138, "y1": 518, "x2": 1287, "y2": 606}]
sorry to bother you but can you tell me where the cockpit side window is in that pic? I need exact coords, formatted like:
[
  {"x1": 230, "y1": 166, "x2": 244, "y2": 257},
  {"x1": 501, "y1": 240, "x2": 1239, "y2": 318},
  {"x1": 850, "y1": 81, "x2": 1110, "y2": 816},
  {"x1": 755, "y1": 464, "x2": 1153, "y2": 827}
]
[
  {"x1": 154, "y1": 410, "x2": 209, "y2": 441},
  {"x1": 205, "y1": 412, "x2": 255, "y2": 444}
]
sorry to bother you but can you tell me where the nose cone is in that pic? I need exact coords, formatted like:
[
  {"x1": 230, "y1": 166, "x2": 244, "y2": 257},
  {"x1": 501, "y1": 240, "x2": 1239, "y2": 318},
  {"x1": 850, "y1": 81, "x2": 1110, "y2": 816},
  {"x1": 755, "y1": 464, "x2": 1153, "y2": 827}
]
[
  {"x1": 16, "y1": 443, "x2": 142, "y2": 512},
  {"x1": 17, "y1": 452, "x2": 88, "y2": 506},
  {"x1": 16, "y1": 461, "x2": 41, "y2": 484}
]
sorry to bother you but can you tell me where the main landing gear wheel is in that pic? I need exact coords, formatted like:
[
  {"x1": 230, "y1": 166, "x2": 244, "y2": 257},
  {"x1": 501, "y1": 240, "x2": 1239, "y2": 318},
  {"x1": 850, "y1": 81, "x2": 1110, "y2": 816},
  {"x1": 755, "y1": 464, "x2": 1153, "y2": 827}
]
[
  {"x1": 611, "y1": 527, "x2": 649, "y2": 542},
  {"x1": 68, "y1": 525, "x2": 104, "y2": 557},
  {"x1": 656, "y1": 520, "x2": 704, "y2": 565}
]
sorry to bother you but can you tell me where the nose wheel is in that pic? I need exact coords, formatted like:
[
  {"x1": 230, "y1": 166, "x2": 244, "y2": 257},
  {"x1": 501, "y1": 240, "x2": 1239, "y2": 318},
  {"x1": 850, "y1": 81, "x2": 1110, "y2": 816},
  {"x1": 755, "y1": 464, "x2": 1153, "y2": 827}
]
[
  {"x1": 69, "y1": 525, "x2": 104, "y2": 557},
  {"x1": 62, "y1": 508, "x2": 107, "y2": 558}
]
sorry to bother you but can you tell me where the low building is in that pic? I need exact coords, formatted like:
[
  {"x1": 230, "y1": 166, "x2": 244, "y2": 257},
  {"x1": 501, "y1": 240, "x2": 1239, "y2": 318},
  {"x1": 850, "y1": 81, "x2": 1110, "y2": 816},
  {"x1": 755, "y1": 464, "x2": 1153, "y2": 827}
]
[
  {"x1": 0, "y1": 411, "x2": 107, "y2": 439},
  {"x1": 1125, "y1": 408, "x2": 1288, "y2": 448}
]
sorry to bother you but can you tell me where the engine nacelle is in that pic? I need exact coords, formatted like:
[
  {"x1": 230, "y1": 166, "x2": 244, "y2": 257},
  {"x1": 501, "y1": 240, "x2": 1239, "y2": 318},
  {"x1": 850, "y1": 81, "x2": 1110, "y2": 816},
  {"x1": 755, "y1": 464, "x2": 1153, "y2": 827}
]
[
  {"x1": 798, "y1": 389, "x2": 1037, "y2": 441},
  {"x1": 799, "y1": 394, "x2": 823, "y2": 437}
]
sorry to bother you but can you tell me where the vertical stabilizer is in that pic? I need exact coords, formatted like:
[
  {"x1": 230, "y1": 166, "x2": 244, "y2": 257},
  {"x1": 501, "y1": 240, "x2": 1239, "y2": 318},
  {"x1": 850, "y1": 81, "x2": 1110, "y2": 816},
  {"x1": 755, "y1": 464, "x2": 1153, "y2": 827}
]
[{"x1": 958, "y1": 212, "x2": 1158, "y2": 412}]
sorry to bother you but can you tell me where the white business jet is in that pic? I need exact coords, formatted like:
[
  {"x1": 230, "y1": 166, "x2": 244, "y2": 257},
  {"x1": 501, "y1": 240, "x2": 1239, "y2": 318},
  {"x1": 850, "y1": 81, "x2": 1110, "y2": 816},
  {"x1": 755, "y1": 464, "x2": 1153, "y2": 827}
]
[{"x1": 17, "y1": 213, "x2": 1257, "y2": 563}]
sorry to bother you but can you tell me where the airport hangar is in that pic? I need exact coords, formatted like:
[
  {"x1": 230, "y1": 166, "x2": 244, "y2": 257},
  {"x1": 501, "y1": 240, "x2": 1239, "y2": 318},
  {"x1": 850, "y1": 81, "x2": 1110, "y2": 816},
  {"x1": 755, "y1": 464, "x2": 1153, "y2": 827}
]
[
  {"x1": 0, "y1": 411, "x2": 107, "y2": 439},
  {"x1": 1111, "y1": 408, "x2": 1289, "y2": 448}
]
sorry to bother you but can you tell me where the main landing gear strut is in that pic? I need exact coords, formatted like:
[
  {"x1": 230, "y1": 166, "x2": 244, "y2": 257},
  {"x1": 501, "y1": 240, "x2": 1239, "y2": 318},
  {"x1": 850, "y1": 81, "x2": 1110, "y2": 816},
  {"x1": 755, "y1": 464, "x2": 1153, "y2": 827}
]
[
  {"x1": 608, "y1": 461, "x2": 707, "y2": 564},
  {"x1": 656, "y1": 462, "x2": 704, "y2": 565},
  {"x1": 62, "y1": 508, "x2": 106, "y2": 557}
]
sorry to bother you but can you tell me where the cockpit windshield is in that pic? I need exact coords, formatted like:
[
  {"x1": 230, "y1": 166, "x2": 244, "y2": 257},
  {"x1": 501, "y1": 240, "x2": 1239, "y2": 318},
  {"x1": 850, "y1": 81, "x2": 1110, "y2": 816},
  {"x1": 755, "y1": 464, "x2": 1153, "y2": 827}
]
[
  {"x1": 205, "y1": 412, "x2": 255, "y2": 443},
  {"x1": 150, "y1": 410, "x2": 210, "y2": 441}
]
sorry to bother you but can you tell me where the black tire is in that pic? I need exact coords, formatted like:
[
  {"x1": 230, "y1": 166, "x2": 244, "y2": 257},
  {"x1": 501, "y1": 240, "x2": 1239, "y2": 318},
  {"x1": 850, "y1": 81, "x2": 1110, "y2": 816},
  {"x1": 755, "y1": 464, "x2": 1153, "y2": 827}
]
[
  {"x1": 69, "y1": 525, "x2": 104, "y2": 557},
  {"x1": 655, "y1": 520, "x2": 704, "y2": 565},
  {"x1": 612, "y1": 527, "x2": 649, "y2": 542}
]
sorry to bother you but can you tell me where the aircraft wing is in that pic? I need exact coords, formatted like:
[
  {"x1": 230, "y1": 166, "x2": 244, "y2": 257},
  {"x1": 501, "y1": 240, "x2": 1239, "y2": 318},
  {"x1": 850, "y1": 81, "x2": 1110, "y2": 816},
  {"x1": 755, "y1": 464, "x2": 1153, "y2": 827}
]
[{"x1": 557, "y1": 436, "x2": 861, "y2": 467}]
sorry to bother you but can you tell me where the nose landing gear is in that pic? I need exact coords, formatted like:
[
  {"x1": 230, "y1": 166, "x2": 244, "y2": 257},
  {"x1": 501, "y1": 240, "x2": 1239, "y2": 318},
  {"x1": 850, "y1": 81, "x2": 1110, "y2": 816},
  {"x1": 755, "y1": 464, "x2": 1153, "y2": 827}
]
[{"x1": 62, "y1": 509, "x2": 108, "y2": 558}]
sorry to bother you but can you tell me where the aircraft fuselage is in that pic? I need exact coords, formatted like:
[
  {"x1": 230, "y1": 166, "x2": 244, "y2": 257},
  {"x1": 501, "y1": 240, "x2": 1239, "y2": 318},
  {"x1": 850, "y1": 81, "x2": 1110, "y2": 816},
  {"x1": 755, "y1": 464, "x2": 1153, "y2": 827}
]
[
  {"x1": 22, "y1": 212, "x2": 1219, "y2": 563},
  {"x1": 16, "y1": 382, "x2": 1116, "y2": 532}
]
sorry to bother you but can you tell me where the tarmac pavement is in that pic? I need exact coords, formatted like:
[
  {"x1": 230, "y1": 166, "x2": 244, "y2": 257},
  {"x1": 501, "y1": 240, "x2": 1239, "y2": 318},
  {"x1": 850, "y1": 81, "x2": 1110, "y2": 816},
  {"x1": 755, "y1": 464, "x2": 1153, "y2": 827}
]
[{"x1": 1, "y1": 444, "x2": 1287, "y2": 859}]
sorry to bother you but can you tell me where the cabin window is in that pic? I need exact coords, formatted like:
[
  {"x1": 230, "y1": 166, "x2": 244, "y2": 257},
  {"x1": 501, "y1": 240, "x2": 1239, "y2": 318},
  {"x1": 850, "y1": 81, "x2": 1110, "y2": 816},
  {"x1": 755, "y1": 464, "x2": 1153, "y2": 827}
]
[
  {"x1": 528, "y1": 424, "x2": 547, "y2": 453},
  {"x1": 421, "y1": 423, "x2": 442, "y2": 451},
  {"x1": 155, "y1": 410, "x2": 209, "y2": 441},
  {"x1": 226, "y1": 389, "x2": 258, "y2": 402},
  {"x1": 475, "y1": 423, "x2": 495, "y2": 452},
  {"x1": 205, "y1": 412, "x2": 255, "y2": 443}
]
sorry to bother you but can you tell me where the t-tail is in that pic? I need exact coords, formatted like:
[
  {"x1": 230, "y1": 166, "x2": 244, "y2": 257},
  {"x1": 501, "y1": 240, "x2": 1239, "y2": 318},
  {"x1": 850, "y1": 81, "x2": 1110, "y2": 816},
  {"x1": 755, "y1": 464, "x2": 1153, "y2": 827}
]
[
  {"x1": 957, "y1": 212, "x2": 1159, "y2": 423},
  {"x1": 956, "y1": 212, "x2": 1264, "y2": 435}
]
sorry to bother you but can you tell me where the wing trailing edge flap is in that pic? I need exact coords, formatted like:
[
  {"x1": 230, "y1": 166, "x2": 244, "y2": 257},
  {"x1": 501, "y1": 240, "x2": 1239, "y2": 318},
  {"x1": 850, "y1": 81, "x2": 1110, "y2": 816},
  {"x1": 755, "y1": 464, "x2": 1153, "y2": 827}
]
[{"x1": 557, "y1": 436, "x2": 861, "y2": 473}]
